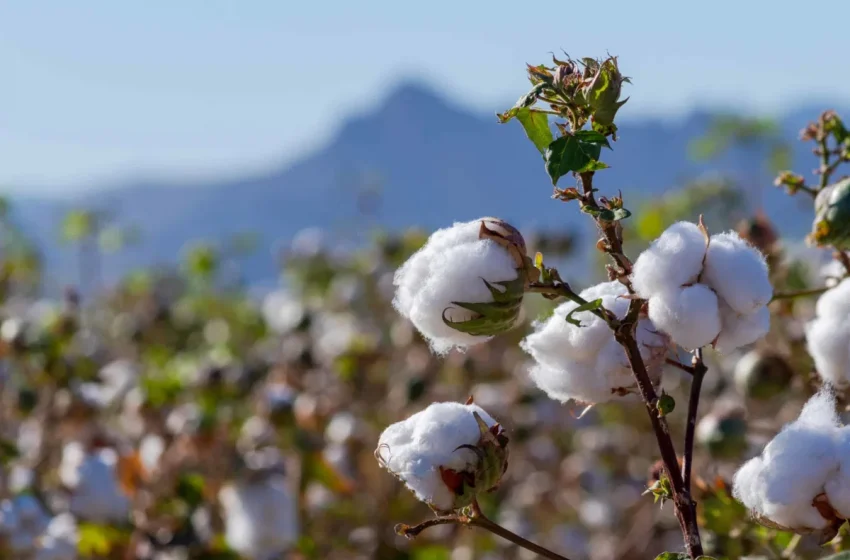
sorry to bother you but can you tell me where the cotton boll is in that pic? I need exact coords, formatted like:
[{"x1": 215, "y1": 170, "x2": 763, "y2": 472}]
[
  {"x1": 529, "y1": 362, "x2": 620, "y2": 405},
  {"x1": 376, "y1": 402, "x2": 503, "y2": 512},
  {"x1": 715, "y1": 305, "x2": 771, "y2": 354},
  {"x1": 703, "y1": 232, "x2": 772, "y2": 314},
  {"x1": 806, "y1": 317, "x2": 850, "y2": 387},
  {"x1": 522, "y1": 282, "x2": 626, "y2": 367},
  {"x1": 648, "y1": 285, "x2": 721, "y2": 350},
  {"x1": 219, "y1": 474, "x2": 299, "y2": 559},
  {"x1": 59, "y1": 443, "x2": 130, "y2": 523},
  {"x1": 631, "y1": 221, "x2": 707, "y2": 298},
  {"x1": 393, "y1": 219, "x2": 524, "y2": 354},
  {"x1": 732, "y1": 390, "x2": 841, "y2": 531},
  {"x1": 825, "y1": 428, "x2": 850, "y2": 518},
  {"x1": 816, "y1": 278, "x2": 850, "y2": 321}
]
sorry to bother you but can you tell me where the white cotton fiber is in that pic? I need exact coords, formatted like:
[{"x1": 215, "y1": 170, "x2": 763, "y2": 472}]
[
  {"x1": 816, "y1": 278, "x2": 850, "y2": 320},
  {"x1": 522, "y1": 281, "x2": 668, "y2": 404},
  {"x1": 807, "y1": 279, "x2": 850, "y2": 386},
  {"x1": 631, "y1": 221, "x2": 707, "y2": 298},
  {"x1": 648, "y1": 285, "x2": 721, "y2": 350},
  {"x1": 714, "y1": 305, "x2": 771, "y2": 354},
  {"x1": 733, "y1": 390, "x2": 841, "y2": 531},
  {"x1": 632, "y1": 221, "x2": 772, "y2": 353},
  {"x1": 807, "y1": 318, "x2": 850, "y2": 386},
  {"x1": 376, "y1": 402, "x2": 496, "y2": 511},
  {"x1": 393, "y1": 219, "x2": 521, "y2": 354},
  {"x1": 703, "y1": 232, "x2": 772, "y2": 315},
  {"x1": 825, "y1": 428, "x2": 850, "y2": 518}
]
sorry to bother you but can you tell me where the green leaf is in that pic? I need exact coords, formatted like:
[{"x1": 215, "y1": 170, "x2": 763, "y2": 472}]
[
  {"x1": 580, "y1": 206, "x2": 631, "y2": 222},
  {"x1": 544, "y1": 135, "x2": 605, "y2": 185},
  {"x1": 565, "y1": 298, "x2": 603, "y2": 327},
  {"x1": 654, "y1": 553, "x2": 689, "y2": 560},
  {"x1": 821, "y1": 554, "x2": 850, "y2": 560},
  {"x1": 515, "y1": 108, "x2": 553, "y2": 154},
  {"x1": 574, "y1": 130, "x2": 612, "y2": 149}
]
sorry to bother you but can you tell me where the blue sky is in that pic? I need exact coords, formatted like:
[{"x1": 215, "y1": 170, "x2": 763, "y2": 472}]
[{"x1": 3, "y1": 0, "x2": 848, "y2": 195}]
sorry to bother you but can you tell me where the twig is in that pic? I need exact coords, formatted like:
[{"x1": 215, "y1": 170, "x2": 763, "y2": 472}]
[
  {"x1": 396, "y1": 503, "x2": 571, "y2": 560},
  {"x1": 666, "y1": 358, "x2": 696, "y2": 376},
  {"x1": 682, "y1": 349, "x2": 707, "y2": 492},
  {"x1": 581, "y1": 169, "x2": 704, "y2": 558},
  {"x1": 527, "y1": 281, "x2": 614, "y2": 323},
  {"x1": 770, "y1": 286, "x2": 831, "y2": 302}
]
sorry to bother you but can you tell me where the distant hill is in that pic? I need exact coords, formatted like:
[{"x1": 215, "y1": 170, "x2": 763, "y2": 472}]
[{"x1": 7, "y1": 83, "x2": 843, "y2": 289}]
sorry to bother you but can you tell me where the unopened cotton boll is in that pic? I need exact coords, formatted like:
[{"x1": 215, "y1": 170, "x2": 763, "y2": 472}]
[
  {"x1": 733, "y1": 390, "x2": 842, "y2": 531},
  {"x1": 219, "y1": 474, "x2": 299, "y2": 560},
  {"x1": 376, "y1": 401, "x2": 508, "y2": 512},
  {"x1": 648, "y1": 285, "x2": 721, "y2": 350},
  {"x1": 631, "y1": 221, "x2": 707, "y2": 298},
  {"x1": 393, "y1": 218, "x2": 528, "y2": 354},
  {"x1": 703, "y1": 232, "x2": 772, "y2": 315}
]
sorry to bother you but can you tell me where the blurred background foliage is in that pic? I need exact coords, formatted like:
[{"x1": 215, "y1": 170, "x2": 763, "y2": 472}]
[{"x1": 0, "y1": 115, "x2": 845, "y2": 560}]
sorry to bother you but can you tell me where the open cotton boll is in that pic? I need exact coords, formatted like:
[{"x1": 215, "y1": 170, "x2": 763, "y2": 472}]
[
  {"x1": 806, "y1": 317, "x2": 850, "y2": 386},
  {"x1": 816, "y1": 278, "x2": 850, "y2": 321},
  {"x1": 631, "y1": 221, "x2": 707, "y2": 298},
  {"x1": 715, "y1": 305, "x2": 771, "y2": 354},
  {"x1": 393, "y1": 218, "x2": 524, "y2": 354},
  {"x1": 648, "y1": 285, "x2": 721, "y2": 350},
  {"x1": 825, "y1": 428, "x2": 850, "y2": 518},
  {"x1": 733, "y1": 390, "x2": 841, "y2": 531},
  {"x1": 376, "y1": 402, "x2": 505, "y2": 512},
  {"x1": 529, "y1": 361, "x2": 625, "y2": 405},
  {"x1": 521, "y1": 284, "x2": 623, "y2": 366},
  {"x1": 219, "y1": 474, "x2": 299, "y2": 559},
  {"x1": 703, "y1": 232, "x2": 772, "y2": 315}
]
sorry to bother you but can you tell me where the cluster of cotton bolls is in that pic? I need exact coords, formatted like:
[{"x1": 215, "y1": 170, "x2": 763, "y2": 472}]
[
  {"x1": 806, "y1": 278, "x2": 850, "y2": 386},
  {"x1": 521, "y1": 281, "x2": 669, "y2": 405},
  {"x1": 632, "y1": 221, "x2": 773, "y2": 352},
  {"x1": 392, "y1": 218, "x2": 528, "y2": 354},
  {"x1": 376, "y1": 401, "x2": 505, "y2": 512},
  {"x1": 732, "y1": 390, "x2": 850, "y2": 532}
]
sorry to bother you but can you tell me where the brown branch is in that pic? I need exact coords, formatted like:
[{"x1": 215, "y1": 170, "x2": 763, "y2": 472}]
[
  {"x1": 395, "y1": 505, "x2": 571, "y2": 560},
  {"x1": 666, "y1": 358, "x2": 696, "y2": 376},
  {"x1": 682, "y1": 349, "x2": 707, "y2": 492},
  {"x1": 580, "y1": 169, "x2": 703, "y2": 558},
  {"x1": 836, "y1": 251, "x2": 850, "y2": 276}
]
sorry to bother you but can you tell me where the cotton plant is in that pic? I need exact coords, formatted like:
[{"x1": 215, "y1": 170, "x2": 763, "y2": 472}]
[{"x1": 375, "y1": 53, "x2": 850, "y2": 558}]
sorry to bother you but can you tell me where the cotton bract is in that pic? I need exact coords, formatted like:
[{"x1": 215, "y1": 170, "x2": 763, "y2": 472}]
[
  {"x1": 732, "y1": 390, "x2": 850, "y2": 533},
  {"x1": 807, "y1": 278, "x2": 850, "y2": 386},
  {"x1": 521, "y1": 281, "x2": 668, "y2": 404},
  {"x1": 632, "y1": 221, "x2": 772, "y2": 351},
  {"x1": 393, "y1": 218, "x2": 529, "y2": 354},
  {"x1": 375, "y1": 402, "x2": 508, "y2": 512}
]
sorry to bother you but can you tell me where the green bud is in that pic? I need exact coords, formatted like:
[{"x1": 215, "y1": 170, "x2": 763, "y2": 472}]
[
  {"x1": 581, "y1": 57, "x2": 629, "y2": 128},
  {"x1": 438, "y1": 411, "x2": 509, "y2": 510},
  {"x1": 656, "y1": 393, "x2": 676, "y2": 417},
  {"x1": 811, "y1": 178, "x2": 850, "y2": 250}
]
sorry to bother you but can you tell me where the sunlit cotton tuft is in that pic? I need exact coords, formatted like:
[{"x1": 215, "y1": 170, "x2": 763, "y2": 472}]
[
  {"x1": 393, "y1": 218, "x2": 526, "y2": 353},
  {"x1": 807, "y1": 278, "x2": 850, "y2": 386},
  {"x1": 375, "y1": 402, "x2": 499, "y2": 512},
  {"x1": 521, "y1": 281, "x2": 668, "y2": 405},
  {"x1": 632, "y1": 221, "x2": 771, "y2": 351}
]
